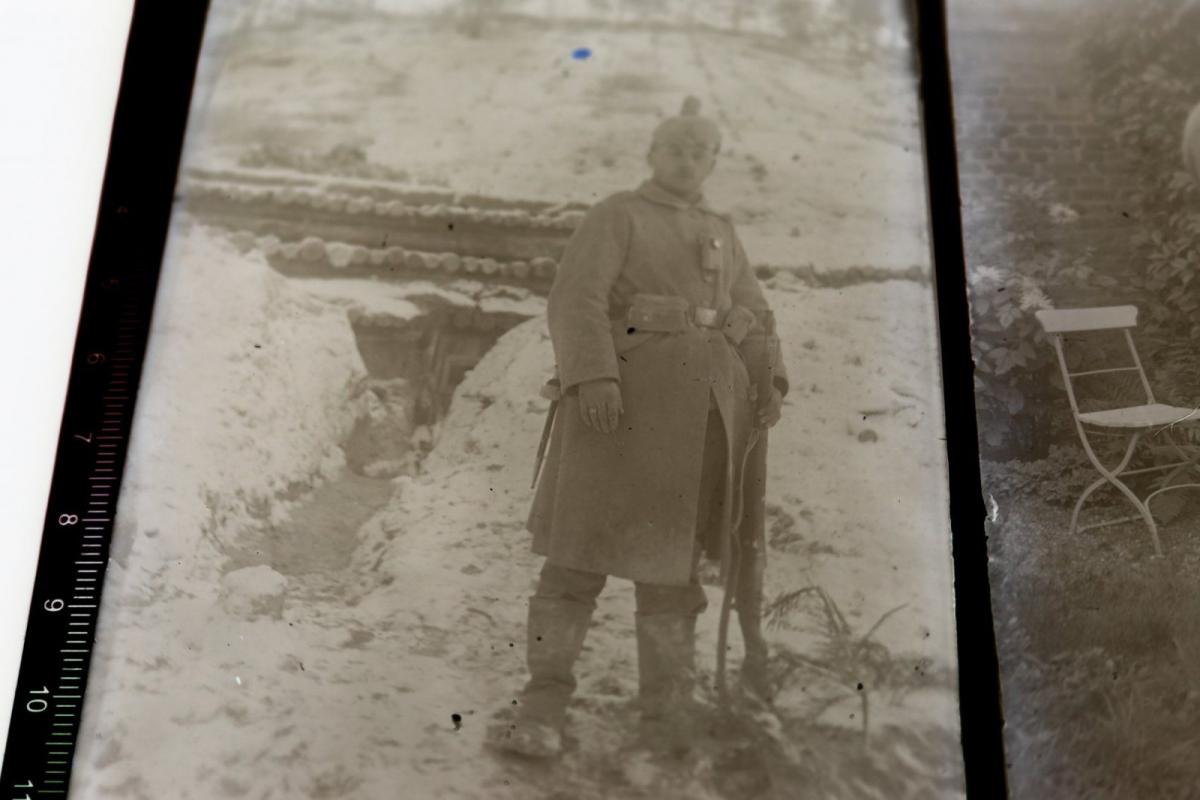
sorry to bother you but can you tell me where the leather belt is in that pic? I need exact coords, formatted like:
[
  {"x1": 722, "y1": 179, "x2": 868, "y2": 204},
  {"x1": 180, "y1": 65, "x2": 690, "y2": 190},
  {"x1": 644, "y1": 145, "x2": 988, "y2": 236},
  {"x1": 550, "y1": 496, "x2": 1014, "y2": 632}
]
[
  {"x1": 609, "y1": 300, "x2": 726, "y2": 329},
  {"x1": 610, "y1": 296, "x2": 757, "y2": 345}
]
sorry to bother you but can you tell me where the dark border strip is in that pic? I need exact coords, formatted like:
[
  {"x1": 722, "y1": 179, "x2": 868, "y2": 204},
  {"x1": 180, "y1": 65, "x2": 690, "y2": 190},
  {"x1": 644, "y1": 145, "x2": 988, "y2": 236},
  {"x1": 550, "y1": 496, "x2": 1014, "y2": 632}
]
[
  {"x1": 0, "y1": 0, "x2": 210, "y2": 789},
  {"x1": 915, "y1": 0, "x2": 1009, "y2": 795}
]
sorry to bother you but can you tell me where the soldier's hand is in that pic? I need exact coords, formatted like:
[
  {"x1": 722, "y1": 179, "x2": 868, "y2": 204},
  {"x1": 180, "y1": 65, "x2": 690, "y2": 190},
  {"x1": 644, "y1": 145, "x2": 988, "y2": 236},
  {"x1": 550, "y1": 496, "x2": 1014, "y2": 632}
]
[
  {"x1": 578, "y1": 379, "x2": 623, "y2": 433},
  {"x1": 758, "y1": 387, "x2": 783, "y2": 429}
]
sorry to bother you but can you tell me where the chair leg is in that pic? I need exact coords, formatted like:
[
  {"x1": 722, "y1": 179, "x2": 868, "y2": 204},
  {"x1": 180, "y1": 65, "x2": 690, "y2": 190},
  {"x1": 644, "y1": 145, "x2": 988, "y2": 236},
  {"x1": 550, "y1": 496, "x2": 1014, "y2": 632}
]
[
  {"x1": 1069, "y1": 476, "x2": 1161, "y2": 555},
  {"x1": 1140, "y1": 428, "x2": 1200, "y2": 539},
  {"x1": 1106, "y1": 474, "x2": 1163, "y2": 557},
  {"x1": 1071, "y1": 428, "x2": 1164, "y2": 557},
  {"x1": 1069, "y1": 477, "x2": 1106, "y2": 537},
  {"x1": 1157, "y1": 428, "x2": 1200, "y2": 489}
]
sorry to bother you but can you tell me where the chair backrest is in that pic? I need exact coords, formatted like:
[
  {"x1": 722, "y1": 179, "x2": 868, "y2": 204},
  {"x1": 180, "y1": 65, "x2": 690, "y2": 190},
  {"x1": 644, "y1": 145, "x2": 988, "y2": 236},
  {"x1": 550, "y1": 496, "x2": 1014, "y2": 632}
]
[
  {"x1": 1035, "y1": 305, "x2": 1138, "y2": 333},
  {"x1": 1034, "y1": 305, "x2": 1155, "y2": 415}
]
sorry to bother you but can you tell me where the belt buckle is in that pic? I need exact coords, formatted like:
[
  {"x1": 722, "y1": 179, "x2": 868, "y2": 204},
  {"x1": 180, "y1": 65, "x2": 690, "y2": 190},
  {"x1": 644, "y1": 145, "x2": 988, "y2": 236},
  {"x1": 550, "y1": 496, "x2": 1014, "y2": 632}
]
[{"x1": 693, "y1": 307, "x2": 720, "y2": 328}]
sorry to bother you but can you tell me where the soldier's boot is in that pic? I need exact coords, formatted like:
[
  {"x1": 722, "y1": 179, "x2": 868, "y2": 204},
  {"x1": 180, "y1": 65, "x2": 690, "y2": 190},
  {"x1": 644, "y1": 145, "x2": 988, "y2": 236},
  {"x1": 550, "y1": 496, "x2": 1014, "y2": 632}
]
[
  {"x1": 635, "y1": 612, "x2": 704, "y2": 755},
  {"x1": 488, "y1": 597, "x2": 592, "y2": 759}
]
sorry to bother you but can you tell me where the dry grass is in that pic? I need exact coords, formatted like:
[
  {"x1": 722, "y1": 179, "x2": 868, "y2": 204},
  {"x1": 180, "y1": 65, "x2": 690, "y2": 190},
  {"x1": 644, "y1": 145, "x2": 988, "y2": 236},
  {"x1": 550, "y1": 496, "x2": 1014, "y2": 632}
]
[
  {"x1": 987, "y1": 471, "x2": 1200, "y2": 798},
  {"x1": 765, "y1": 585, "x2": 916, "y2": 742}
]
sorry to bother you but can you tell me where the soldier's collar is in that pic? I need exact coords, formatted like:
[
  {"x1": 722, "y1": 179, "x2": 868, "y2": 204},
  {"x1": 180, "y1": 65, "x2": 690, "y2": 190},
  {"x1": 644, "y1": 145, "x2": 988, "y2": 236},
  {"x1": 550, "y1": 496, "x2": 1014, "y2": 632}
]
[{"x1": 636, "y1": 180, "x2": 720, "y2": 215}]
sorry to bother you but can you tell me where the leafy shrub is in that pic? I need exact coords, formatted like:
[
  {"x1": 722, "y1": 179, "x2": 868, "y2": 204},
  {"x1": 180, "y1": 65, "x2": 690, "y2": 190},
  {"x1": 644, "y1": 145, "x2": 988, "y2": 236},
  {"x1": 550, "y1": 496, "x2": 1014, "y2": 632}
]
[
  {"x1": 963, "y1": 179, "x2": 1123, "y2": 458},
  {"x1": 1080, "y1": 0, "x2": 1200, "y2": 405},
  {"x1": 969, "y1": 2, "x2": 1200, "y2": 459}
]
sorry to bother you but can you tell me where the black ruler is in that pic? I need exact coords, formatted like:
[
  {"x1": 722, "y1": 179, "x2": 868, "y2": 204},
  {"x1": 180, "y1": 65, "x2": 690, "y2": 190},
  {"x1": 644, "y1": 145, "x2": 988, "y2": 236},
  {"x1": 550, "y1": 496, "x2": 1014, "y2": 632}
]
[
  {"x1": 0, "y1": 1, "x2": 210, "y2": 792},
  {"x1": 1, "y1": 290, "x2": 141, "y2": 797}
]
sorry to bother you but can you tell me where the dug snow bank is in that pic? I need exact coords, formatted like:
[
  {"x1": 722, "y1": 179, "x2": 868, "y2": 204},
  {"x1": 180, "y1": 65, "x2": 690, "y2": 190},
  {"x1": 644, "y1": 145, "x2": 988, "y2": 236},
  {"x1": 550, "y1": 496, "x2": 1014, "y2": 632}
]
[
  {"x1": 107, "y1": 221, "x2": 369, "y2": 596},
  {"x1": 72, "y1": 222, "x2": 374, "y2": 798}
]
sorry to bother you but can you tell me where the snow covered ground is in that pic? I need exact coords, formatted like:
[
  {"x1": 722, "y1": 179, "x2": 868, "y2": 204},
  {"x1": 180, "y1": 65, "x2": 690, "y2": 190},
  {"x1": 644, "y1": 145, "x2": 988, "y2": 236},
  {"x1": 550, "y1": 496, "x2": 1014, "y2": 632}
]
[{"x1": 68, "y1": 3, "x2": 959, "y2": 797}]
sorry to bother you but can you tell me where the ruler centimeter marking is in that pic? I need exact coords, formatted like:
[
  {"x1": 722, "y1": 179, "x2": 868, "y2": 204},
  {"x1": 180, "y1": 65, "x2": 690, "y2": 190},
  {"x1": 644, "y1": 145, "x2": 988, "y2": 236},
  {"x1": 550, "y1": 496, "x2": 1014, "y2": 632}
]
[{"x1": 0, "y1": 289, "x2": 149, "y2": 796}]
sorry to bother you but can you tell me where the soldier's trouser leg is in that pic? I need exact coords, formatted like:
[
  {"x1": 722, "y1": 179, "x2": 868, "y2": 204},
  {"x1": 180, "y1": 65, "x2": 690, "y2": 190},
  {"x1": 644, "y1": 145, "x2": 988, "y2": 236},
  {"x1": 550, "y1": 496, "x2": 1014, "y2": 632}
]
[
  {"x1": 633, "y1": 584, "x2": 708, "y2": 720},
  {"x1": 517, "y1": 561, "x2": 606, "y2": 730},
  {"x1": 632, "y1": 410, "x2": 724, "y2": 720}
]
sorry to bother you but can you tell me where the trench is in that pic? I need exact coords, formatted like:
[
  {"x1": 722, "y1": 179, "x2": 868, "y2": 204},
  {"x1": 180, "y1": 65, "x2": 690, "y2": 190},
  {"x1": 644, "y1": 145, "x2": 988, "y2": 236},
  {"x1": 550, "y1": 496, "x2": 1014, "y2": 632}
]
[
  {"x1": 344, "y1": 301, "x2": 533, "y2": 436},
  {"x1": 224, "y1": 285, "x2": 536, "y2": 583}
]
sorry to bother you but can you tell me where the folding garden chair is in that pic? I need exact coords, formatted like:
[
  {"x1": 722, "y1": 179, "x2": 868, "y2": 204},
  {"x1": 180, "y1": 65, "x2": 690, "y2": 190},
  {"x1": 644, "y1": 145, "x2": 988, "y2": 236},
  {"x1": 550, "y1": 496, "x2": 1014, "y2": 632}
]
[{"x1": 1036, "y1": 305, "x2": 1200, "y2": 556}]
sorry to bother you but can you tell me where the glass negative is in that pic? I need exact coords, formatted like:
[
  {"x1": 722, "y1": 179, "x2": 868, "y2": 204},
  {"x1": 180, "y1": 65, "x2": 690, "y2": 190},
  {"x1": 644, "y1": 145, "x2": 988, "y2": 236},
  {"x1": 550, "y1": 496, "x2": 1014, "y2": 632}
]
[
  {"x1": 950, "y1": 0, "x2": 1200, "y2": 796},
  {"x1": 71, "y1": 1, "x2": 963, "y2": 797}
]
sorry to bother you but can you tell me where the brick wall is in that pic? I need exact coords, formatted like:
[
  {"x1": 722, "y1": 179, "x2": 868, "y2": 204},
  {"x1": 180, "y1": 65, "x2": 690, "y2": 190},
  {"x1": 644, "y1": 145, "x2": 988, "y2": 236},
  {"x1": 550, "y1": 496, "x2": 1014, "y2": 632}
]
[{"x1": 948, "y1": 3, "x2": 1141, "y2": 276}]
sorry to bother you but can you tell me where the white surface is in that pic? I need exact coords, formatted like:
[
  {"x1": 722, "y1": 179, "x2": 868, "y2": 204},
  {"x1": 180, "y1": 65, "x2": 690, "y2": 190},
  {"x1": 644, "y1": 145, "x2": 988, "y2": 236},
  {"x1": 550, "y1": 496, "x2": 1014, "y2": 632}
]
[{"x1": 0, "y1": 3, "x2": 134, "y2": 755}]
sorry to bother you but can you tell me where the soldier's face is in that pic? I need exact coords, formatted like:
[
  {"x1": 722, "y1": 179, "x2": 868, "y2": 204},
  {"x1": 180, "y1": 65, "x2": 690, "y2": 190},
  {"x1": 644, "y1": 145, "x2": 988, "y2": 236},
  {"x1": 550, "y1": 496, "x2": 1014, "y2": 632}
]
[{"x1": 647, "y1": 138, "x2": 717, "y2": 198}]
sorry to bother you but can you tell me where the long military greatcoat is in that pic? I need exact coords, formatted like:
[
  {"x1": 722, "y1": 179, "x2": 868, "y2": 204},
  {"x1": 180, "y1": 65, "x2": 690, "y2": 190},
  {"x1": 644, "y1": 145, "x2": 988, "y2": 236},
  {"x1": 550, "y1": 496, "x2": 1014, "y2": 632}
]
[{"x1": 527, "y1": 180, "x2": 788, "y2": 587}]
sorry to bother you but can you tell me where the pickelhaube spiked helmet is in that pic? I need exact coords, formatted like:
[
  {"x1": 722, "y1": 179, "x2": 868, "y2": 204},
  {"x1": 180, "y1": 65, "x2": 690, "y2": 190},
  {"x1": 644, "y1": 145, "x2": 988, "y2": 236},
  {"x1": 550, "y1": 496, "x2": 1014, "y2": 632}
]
[{"x1": 651, "y1": 96, "x2": 721, "y2": 153}]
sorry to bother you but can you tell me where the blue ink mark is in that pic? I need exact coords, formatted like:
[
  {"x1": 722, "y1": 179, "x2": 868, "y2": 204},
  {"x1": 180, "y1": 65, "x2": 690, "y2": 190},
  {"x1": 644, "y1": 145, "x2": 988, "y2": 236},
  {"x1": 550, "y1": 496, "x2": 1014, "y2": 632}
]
[{"x1": 572, "y1": 47, "x2": 592, "y2": 60}]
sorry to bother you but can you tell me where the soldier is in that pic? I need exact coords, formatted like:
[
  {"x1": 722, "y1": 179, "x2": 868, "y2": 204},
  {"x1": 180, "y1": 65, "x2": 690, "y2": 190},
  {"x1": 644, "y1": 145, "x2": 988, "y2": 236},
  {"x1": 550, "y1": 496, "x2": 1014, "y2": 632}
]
[{"x1": 492, "y1": 97, "x2": 788, "y2": 759}]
